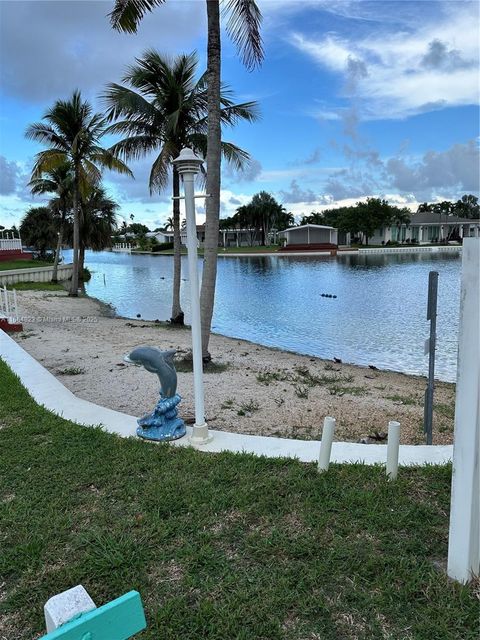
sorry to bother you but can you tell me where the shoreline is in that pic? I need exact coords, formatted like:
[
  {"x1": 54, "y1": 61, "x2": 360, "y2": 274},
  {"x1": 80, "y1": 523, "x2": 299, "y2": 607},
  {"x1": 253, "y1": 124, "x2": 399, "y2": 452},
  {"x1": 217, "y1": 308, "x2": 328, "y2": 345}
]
[{"x1": 9, "y1": 290, "x2": 456, "y2": 446}]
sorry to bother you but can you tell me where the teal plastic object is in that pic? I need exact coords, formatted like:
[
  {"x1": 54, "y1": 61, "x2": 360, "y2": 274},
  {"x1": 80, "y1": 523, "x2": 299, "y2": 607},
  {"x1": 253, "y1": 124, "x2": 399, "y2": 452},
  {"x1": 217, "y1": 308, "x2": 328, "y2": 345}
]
[{"x1": 40, "y1": 591, "x2": 146, "y2": 640}]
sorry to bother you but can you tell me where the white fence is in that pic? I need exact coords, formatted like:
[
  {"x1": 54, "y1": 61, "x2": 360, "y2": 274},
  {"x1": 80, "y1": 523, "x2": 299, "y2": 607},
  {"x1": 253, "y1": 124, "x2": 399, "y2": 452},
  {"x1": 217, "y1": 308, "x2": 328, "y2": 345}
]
[
  {"x1": 0, "y1": 285, "x2": 18, "y2": 322},
  {"x1": 0, "y1": 263, "x2": 73, "y2": 285},
  {"x1": 358, "y1": 245, "x2": 462, "y2": 255},
  {"x1": 112, "y1": 243, "x2": 132, "y2": 253},
  {"x1": 0, "y1": 238, "x2": 22, "y2": 251}
]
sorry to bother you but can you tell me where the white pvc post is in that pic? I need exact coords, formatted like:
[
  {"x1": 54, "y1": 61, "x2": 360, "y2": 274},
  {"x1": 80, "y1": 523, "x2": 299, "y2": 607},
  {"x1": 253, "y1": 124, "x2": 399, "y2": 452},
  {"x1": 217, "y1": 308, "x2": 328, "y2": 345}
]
[
  {"x1": 318, "y1": 416, "x2": 336, "y2": 472},
  {"x1": 447, "y1": 238, "x2": 480, "y2": 583},
  {"x1": 386, "y1": 420, "x2": 400, "y2": 480}
]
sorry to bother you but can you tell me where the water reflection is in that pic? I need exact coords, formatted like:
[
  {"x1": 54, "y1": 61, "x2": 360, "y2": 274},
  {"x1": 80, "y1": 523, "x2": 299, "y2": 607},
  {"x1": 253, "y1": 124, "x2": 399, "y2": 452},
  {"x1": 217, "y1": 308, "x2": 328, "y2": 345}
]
[{"x1": 67, "y1": 250, "x2": 461, "y2": 381}]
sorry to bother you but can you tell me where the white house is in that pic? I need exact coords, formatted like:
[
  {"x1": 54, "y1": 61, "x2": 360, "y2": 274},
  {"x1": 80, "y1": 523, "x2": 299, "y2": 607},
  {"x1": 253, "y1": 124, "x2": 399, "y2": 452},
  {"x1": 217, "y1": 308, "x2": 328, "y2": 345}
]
[
  {"x1": 277, "y1": 224, "x2": 338, "y2": 248},
  {"x1": 146, "y1": 230, "x2": 174, "y2": 243},
  {"x1": 357, "y1": 212, "x2": 480, "y2": 246}
]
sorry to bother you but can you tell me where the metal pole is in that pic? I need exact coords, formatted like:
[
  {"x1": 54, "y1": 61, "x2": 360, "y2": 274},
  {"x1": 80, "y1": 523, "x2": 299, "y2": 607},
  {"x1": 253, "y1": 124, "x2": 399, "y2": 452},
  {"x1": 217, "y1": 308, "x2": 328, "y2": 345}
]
[
  {"x1": 182, "y1": 172, "x2": 210, "y2": 445},
  {"x1": 424, "y1": 270, "x2": 438, "y2": 444}
]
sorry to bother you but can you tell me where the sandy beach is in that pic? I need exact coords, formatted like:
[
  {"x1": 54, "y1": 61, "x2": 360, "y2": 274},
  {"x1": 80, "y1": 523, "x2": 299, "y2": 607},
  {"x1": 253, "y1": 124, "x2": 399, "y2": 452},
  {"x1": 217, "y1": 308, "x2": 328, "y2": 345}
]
[{"x1": 10, "y1": 290, "x2": 456, "y2": 445}]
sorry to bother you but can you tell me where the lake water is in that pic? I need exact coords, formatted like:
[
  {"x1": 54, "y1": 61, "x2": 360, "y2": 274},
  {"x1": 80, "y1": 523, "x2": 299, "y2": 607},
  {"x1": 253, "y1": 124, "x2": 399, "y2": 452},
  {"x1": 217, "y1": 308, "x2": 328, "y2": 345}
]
[{"x1": 69, "y1": 250, "x2": 461, "y2": 382}]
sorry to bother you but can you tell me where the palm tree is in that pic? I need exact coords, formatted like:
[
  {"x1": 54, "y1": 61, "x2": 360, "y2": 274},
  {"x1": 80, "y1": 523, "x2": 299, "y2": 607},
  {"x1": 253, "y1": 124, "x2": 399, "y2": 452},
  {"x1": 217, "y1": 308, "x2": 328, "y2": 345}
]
[
  {"x1": 78, "y1": 186, "x2": 119, "y2": 276},
  {"x1": 28, "y1": 162, "x2": 73, "y2": 282},
  {"x1": 109, "y1": 0, "x2": 263, "y2": 354},
  {"x1": 103, "y1": 50, "x2": 259, "y2": 324},
  {"x1": 26, "y1": 91, "x2": 132, "y2": 296},
  {"x1": 165, "y1": 217, "x2": 174, "y2": 231}
]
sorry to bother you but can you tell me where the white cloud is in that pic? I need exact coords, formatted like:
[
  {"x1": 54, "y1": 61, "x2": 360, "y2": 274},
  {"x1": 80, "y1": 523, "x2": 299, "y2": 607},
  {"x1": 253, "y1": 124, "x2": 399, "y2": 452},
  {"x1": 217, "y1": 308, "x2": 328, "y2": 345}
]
[{"x1": 290, "y1": 3, "x2": 479, "y2": 119}]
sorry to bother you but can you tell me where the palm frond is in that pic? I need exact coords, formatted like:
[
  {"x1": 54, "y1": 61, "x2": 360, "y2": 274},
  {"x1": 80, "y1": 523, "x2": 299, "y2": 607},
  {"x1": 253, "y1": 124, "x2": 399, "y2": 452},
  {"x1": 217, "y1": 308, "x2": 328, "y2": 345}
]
[
  {"x1": 25, "y1": 123, "x2": 69, "y2": 150},
  {"x1": 149, "y1": 141, "x2": 176, "y2": 194},
  {"x1": 109, "y1": 0, "x2": 166, "y2": 33},
  {"x1": 102, "y1": 84, "x2": 158, "y2": 122},
  {"x1": 89, "y1": 148, "x2": 134, "y2": 176},
  {"x1": 31, "y1": 150, "x2": 69, "y2": 178},
  {"x1": 220, "y1": 141, "x2": 250, "y2": 171},
  {"x1": 222, "y1": 0, "x2": 264, "y2": 71},
  {"x1": 109, "y1": 135, "x2": 159, "y2": 161}
]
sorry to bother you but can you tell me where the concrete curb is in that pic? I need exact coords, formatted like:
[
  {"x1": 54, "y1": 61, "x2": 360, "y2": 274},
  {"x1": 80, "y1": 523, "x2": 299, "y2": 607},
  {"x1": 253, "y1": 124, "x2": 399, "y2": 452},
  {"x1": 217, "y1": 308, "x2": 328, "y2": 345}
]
[{"x1": 0, "y1": 329, "x2": 453, "y2": 466}]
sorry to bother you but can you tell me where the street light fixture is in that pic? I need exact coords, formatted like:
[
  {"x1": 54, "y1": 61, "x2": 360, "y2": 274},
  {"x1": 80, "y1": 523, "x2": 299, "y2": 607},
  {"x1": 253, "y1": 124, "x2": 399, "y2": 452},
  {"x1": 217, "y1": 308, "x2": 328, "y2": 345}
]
[{"x1": 172, "y1": 148, "x2": 211, "y2": 445}]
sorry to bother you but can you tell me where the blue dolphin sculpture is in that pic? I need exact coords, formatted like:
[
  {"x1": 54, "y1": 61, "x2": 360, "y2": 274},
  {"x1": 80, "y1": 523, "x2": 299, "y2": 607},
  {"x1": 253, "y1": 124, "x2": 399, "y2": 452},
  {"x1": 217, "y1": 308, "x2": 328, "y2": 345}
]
[{"x1": 125, "y1": 346, "x2": 178, "y2": 398}]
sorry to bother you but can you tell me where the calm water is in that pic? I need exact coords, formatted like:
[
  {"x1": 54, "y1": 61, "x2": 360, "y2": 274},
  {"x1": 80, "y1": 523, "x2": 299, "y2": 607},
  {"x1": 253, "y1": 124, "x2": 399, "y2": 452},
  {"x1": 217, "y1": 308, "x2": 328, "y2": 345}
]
[{"x1": 68, "y1": 250, "x2": 461, "y2": 382}]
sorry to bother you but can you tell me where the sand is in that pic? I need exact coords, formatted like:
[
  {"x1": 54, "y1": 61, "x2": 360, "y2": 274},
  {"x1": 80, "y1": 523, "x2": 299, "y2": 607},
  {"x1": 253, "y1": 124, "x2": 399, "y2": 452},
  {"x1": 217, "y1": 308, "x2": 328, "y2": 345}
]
[{"x1": 10, "y1": 290, "x2": 456, "y2": 445}]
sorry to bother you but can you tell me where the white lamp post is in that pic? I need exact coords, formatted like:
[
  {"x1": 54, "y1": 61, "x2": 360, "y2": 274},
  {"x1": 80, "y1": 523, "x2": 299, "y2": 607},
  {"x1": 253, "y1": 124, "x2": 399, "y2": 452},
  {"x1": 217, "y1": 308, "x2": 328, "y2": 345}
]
[{"x1": 172, "y1": 148, "x2": 211, "y2": 445}]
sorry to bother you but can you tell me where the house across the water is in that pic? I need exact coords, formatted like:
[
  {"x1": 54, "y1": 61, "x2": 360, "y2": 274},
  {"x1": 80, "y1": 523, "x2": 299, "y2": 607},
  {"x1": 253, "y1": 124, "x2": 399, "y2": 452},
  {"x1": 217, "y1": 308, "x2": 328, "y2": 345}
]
[
  {"x1": 0, "y1": 234, "x2": 28, "y2": 262},
  {"x1": 279, "y1": 212, "x2": 480, "y2": 249},
  {"x1": 362, "y1": 212, "x2": 480, "y2": 245},
  {"x1": 277, "y1": 224, "x2": 339, "y2": 252}
]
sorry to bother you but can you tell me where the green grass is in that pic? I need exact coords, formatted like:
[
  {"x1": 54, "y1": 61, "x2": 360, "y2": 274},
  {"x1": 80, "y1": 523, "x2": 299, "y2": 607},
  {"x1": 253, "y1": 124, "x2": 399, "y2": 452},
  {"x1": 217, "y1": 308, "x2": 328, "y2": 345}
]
[
  {"x1": 57, "y1": 366, "x2": 86, "y2": 376},
  {"x1": 0, "y1": 359, "x2": 477, "y2": 640},
  {"x1": 174, "y1": 359, "x2": 229, "y2": 374},
  {"x1": 6, "y1": 281, "x2": 65, "y2": 291},
  {"x1": 0, "y1": 259, "x2": 52, "y2": 271}
]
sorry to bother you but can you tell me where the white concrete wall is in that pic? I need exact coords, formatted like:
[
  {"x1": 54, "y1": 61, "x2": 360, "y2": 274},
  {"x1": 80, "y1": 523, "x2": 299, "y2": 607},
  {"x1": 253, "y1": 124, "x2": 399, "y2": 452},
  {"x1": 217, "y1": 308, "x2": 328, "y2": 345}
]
[
  {"x1": 447, "y1": 238, "x2": 480, "y2": 583},
  {"x1": 358, "y1": 246, "x2": 462, "y2": 255},
  {"x1": 0, "y1": 263, "x2": 73, "y2": 285}
]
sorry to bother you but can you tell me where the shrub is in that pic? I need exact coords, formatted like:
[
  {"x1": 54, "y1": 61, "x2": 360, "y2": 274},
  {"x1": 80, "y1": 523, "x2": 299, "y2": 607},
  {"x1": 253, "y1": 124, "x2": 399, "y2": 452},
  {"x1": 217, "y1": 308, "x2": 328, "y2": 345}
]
[{"x1": 152, "y1": 242, "x2": 174, "y2": 252}]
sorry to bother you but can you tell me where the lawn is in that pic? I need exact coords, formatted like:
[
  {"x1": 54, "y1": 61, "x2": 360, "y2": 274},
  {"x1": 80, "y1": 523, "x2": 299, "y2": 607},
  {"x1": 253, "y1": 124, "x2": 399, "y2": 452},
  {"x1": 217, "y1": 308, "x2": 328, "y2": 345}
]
[
  {"x1": 0, "y1": 259, "x2": 52, "y2": 271},
  {"x1": 0, "y1": 359, "x2": 477, "y2": 640},
  {"x1": 6, "y1": 281, "x2": 65, "y2": 291}
]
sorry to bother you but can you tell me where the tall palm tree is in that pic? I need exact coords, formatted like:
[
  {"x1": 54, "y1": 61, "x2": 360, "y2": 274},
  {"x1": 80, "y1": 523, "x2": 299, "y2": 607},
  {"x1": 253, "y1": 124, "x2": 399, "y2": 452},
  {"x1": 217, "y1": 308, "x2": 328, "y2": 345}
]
[
  {"x1": 103, "y1": 50, "x2": 259, "y2": 324},
  {"x1": 28, "y1": 162, "x2": 73, "y2": 283},
  {"x1": 26, "y1": 91, "x2": 132, "y2": 296},
  {"x1": 109, "y1": 0, "x2": 263, "y2": 354}
]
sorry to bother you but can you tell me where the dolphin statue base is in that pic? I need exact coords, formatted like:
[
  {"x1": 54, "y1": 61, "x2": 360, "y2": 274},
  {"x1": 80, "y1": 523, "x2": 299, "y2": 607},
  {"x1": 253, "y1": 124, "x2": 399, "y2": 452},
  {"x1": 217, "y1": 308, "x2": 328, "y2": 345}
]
[{"x1": 136, "y1": 393, "x2": 186, "y2": 442}]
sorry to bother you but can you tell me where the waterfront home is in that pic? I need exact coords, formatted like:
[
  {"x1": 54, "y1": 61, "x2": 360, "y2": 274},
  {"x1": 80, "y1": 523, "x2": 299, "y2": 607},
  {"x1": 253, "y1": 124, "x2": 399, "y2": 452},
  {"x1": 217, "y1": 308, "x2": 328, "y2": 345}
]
[
  {"x1": 0, "y1": 233, "x2": 28, "y2": 262},
  {"x1": 146, "y1": 230, "x2": 174, "y2": 244},
  {"x1": 277, "y1": 224, "x2": 339, "y2": 250},
  {"x1": 364, "y1": 212, "x2": 480, "y2": 245}
]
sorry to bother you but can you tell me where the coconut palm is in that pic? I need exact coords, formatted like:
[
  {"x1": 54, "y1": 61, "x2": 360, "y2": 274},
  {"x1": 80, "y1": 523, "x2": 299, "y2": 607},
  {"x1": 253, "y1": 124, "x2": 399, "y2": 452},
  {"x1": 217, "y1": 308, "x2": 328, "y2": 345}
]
[
  {"x1": 25, "y1": 91, "x2": 132, "y2": 296},
  {"x1": 28, "y1": 162, "x2": 73, "y2": 282},
  {"x1": 78, "y1": 186, "x2": 119, "y2": 276},
  {"x1": 103, "y1": 50, "x2": 259, "y2": 324},
  {"x1": 109, "y1": 0, "x2": 263, "y2": 354}
]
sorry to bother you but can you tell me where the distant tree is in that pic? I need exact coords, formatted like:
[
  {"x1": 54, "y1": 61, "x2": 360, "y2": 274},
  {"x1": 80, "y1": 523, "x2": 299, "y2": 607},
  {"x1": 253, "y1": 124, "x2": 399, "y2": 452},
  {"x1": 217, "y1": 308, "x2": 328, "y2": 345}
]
[
  {"x1": 417, "y1": 202, "x2": 433, "y2": 213},
  {"x1": 453, "y1": 194, "x2": 480, "y2": 219},
  {"x1": 77, "y1": 187, "x2": 119, "y2": 278},
  {"x1": 125, "y1": 222, "x2": 150, "y2": 236},
  {"x1": 26, "y1": 90, "x2": 132, "y2": 295},
  {"x1": 234, "y1": 191, "x2": 289, "y2": 245},
  {"x1": 20, "y1": 207, "x2": 58, "y2": 259},
  {"x1": 28, "y1": 162, "x2": 73, "y2": 282}
]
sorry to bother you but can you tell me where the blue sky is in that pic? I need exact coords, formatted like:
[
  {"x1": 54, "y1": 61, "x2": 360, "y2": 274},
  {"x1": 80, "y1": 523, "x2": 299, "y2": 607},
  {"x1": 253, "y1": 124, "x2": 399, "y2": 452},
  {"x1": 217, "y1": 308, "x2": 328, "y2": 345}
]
[{"x1": 0, "y1": 0, "x2": 479, "y2": 230}]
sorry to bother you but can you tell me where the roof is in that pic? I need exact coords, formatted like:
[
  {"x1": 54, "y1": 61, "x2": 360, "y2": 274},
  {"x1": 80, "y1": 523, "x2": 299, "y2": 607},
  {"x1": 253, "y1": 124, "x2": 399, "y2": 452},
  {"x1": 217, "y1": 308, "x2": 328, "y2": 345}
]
[
  {"x1": 278, "y1": 224, "x2": 337, "y2": 234},
  {"x1": 408, "y1": 212, "x2": 480, "y2": 225}
]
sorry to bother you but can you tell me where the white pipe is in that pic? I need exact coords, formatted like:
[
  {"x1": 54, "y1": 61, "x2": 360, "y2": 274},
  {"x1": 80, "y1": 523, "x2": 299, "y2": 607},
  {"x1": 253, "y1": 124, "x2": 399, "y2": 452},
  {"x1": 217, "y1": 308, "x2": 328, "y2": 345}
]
[
  {"x1": 386, "y1": 420, "x2": 401, "y2": 480},
  {"x1": 318, "y1": 416, "x2": 336, "y2": 472},
  {"x1": 182, "y1": 172, "x2": 211, "y2": 445}
]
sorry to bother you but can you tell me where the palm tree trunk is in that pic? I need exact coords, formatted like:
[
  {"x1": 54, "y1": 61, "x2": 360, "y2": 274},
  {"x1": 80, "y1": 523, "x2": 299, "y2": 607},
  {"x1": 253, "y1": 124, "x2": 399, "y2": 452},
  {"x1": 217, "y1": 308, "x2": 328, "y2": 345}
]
[
  {"x1": 171, "y1": 167, "x2": 184, "y2": 324},
  {"x1": 79, "y1": 243, "x2": 85, "y2": 281},
  {"x1": 51, "y1": 221, "x2": 64, "y2": 284},
  {"x1": 200, "y1": 0, "x2": 222, "y2": 361},
  {"x1": 69, "y1": 173, "x2": 80, "y2": 296}
]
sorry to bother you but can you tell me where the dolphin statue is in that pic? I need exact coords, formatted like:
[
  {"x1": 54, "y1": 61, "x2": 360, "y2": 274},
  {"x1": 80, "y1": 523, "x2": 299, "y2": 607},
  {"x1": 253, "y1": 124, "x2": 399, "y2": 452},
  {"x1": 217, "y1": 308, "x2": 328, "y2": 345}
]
[{"x1": 125, "y1": 346, "x2": 178, "y2": 398}]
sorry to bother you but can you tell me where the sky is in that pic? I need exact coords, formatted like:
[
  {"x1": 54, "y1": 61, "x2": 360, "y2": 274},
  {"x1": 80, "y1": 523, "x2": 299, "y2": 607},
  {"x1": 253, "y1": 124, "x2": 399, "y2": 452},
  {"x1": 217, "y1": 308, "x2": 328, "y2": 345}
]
[{"x1": 0, "y1": 0, "x2": 479, "y2": 230}]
